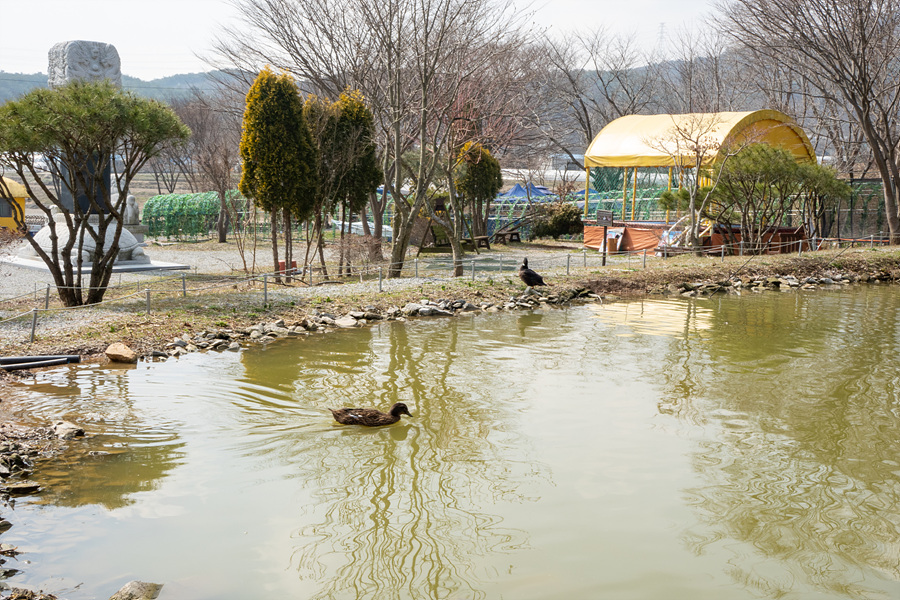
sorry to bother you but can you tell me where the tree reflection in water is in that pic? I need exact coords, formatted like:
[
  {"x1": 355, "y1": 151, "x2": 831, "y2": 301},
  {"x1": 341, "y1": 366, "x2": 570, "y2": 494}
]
[
  {"x1": 657, "y1": 290, "x2": 900, "y2": 598},
  {"x1": 238, "y1": 319, "x2": 548, "y2": 599}
]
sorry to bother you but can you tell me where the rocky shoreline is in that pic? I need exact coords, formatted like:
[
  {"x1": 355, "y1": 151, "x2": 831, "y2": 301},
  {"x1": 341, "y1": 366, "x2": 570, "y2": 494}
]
[
  {"x1": 147, "y1": 287, "x2": 596, "y2": 359},
  {"x1": 0, "y1": 421, "x2": 85, "y2": 600}
]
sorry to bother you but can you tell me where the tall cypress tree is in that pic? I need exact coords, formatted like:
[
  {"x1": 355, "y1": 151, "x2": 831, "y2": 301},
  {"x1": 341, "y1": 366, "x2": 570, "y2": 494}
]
[{"x1": 239, "y1": 67, "x2": 318, "y2": 281}]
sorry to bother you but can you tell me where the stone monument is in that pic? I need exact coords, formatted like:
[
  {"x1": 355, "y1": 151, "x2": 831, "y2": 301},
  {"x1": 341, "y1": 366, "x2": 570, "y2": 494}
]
[
  {"x1": 48, "y1": 40, "x2": 122, "y2": 89},
  {"x1": 10, "y1": 42, "x2": 184, "y2": 272},
  {"x1": 48, "y1": 41, "x2": 121, "y2": 214}
]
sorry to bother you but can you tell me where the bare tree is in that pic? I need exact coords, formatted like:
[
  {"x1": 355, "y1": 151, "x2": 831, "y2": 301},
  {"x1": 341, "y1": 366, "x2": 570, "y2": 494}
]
[
  {"x1": 171, "y1": 91, "x2": 245, "y2": 245},
  {"x1": 535, "y1": 29, "x2": 664, "y2": 164},
  {"x1": 658, "y1": 28, "x2": 754, "y2": 113},
  {"x1": 210, "y1": 0, "x2": 531, "y2": 277},
  {"x1": 719, "y1": 0, "x2": 900, "y2": 242},
  {"x1": 146, "y1": 143, "x2": 184, "y2": 195},
  {"x1": 646, "y1": 113, "x2": 747, "y2": 252}
]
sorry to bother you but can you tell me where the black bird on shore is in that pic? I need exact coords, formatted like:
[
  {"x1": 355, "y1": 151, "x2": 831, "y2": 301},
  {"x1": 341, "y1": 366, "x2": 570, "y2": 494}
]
[
  {"x1": 329, "y1": 402, "x2": 412, "y2": 427},
  {"x1": 518, "y1": 258, "x2": 548, "y2": 288}
]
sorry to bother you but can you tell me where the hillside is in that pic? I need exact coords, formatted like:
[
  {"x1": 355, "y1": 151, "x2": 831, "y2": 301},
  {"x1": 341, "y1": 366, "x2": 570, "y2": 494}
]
[{"x1": 0, "y1": 70, "x2": 223, "y2": 103}]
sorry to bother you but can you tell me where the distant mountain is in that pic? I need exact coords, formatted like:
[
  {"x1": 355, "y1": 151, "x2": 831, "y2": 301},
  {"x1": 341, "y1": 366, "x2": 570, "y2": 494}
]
[{"x1": 0, "y1": 71, "x2": 223, "y2": 103}]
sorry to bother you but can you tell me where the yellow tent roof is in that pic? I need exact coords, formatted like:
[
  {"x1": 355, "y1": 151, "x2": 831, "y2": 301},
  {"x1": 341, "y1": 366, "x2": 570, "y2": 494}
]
[
  {"x1": 584, "y1": 110, "x2": 816, "y2": 168},
  {"x1": 0, "y1": 177, "x2": 29, "y2": 198}
]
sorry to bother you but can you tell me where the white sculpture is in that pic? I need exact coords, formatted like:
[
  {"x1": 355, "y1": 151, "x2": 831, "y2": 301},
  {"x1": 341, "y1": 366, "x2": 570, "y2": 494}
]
[
  {"x1": 123, "y1": 195, "x2": 140, "y2": 226},
  {"x1": 48, "y1": 40, "x2": 122, "y2": 89}
]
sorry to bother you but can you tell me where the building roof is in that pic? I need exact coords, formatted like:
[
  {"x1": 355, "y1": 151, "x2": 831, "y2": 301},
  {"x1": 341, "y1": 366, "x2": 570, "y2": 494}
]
[
  {"x1": 584, "y1": 110, "x2": 816, "y2": 168},
  {"x1": 0, "y1": 177, "x2": 29, "y2": 198}
]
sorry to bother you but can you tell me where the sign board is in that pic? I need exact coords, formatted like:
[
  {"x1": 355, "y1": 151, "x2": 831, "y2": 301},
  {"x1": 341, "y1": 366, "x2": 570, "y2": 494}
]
[{"x1": 596, "y1": 210, "x2": 613, "y2": 227}]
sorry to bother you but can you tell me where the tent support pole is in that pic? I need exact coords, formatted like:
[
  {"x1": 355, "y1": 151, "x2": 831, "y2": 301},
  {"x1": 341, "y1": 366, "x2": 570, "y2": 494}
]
[
  {"x1": 584, "y1": 167, "x2": 590, "y2": 219},
  {"x1": 631, "y1": 167, "x2": 637, "y2": 221},
  {"x1": 622, "y1": 167, "x2": 628, "y2": 221}
]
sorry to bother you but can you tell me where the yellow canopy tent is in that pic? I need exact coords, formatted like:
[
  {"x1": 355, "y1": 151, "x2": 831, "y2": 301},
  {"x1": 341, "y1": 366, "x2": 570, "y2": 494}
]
[
  {"x1": 584, "y1": 109, "x2": 816, "y2": 168},
  {"x1": 0, "y1": 177, "x2": 29, "y2": 233},
  {"x1": 582, "y1": 110, "x2": 816, "y2": 221}
]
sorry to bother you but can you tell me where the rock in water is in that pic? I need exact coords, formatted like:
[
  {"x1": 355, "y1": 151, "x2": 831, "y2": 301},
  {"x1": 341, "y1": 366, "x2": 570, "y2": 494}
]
[
  {"x1": 109, "y1": 581, "x2": 163, "y2": 600},
  {"x1": 52, "y1": 420, "x2": 85, "y2": 440},
  {"x1": 106, "y1": 343, "x2": 138, "y2": 364}
]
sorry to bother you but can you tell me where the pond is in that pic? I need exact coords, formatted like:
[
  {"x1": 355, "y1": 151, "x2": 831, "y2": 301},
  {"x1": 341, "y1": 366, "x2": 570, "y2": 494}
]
[{"x1": 3, "y1": 285, "x2": 900, "y2": 599}]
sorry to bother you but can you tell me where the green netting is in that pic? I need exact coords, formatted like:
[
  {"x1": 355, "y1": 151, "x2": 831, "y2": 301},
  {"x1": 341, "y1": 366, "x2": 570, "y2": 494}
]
[
  {"x1": 587, "y1": 167, "x2": 680, "y2": 220},
  {"x1": 143, "y1": 191, "x2": 246, "y2": 239}
]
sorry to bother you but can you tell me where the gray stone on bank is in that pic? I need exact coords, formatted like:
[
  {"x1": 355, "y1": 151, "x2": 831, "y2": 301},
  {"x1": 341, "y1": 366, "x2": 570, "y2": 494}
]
[
  {"x1": 52, "y1": 420, "x2": 84, "y2": 440},
  {"x1": 335, "y1": 316, "x2": 359, "y2": 328},
  {"x1": 108, "y1": 580, "x2": 163, "y2": 600}
]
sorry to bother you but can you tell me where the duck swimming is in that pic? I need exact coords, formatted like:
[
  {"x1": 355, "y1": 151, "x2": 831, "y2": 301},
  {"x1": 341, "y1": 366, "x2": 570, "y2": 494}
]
[
  {"x1": 329, "y1": 402, "x2": 412, "y2": 426},
  {"x1": 518, "y1": 258, "x2": 548, "y2": 288}
]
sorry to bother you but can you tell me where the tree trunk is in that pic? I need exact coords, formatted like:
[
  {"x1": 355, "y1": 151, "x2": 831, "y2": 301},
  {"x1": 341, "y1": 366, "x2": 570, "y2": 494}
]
[
  {"x1": 339, "y1": 203, "x2": 347, "y2": 277},
  {"x1": 368, "y1": 191, "x2": 383, "y2": 240},
  {"x1": 270, "y1": 208, "x2": 281, "y2": 284},
  {"x1": 283, "y1": 208, "x2": 292, "y2": 283},
  {"x1": 216, "y1": 190, "x2": 229, "y2": 243}
]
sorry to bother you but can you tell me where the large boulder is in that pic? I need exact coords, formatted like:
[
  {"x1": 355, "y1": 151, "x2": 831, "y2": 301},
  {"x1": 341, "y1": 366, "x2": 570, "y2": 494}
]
[{"x1": 106, "y1": 342, "x2": 138, "y2": 364}]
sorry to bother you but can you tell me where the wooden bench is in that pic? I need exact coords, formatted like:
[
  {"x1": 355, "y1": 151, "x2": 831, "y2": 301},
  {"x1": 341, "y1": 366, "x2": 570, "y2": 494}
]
[
  {"x1": 463, "y1": 236, "x2": 491, "y2": 249},
  {"x1": 493, "y1": 231, "x2": 521, "y2": 244}
]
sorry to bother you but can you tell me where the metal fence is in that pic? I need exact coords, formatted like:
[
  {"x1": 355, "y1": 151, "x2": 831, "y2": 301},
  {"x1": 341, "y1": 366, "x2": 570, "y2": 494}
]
[{"x1": 0, "y1": 237, "x2": 890, "y2": 344}]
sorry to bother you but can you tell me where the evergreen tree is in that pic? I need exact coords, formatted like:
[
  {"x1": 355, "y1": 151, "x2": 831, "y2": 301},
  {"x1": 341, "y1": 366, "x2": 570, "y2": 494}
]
[
  {"x1": 455, "y1": 142, "x2": 502, "y2": 238},
  {"x1": 239, "y1": 67, "x2": 318, "y2": 281}
]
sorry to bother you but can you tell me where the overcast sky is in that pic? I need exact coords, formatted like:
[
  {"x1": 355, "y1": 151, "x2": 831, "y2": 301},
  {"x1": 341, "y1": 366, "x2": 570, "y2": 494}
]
[{"x1": 1, "y1": 0, "x2": 714, "y2": 81}]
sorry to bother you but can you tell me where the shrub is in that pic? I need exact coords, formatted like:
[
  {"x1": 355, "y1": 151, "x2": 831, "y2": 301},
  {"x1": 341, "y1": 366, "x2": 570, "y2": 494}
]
[{"x1": 530, "y1": 202, "x2": 584, "y2": 239}]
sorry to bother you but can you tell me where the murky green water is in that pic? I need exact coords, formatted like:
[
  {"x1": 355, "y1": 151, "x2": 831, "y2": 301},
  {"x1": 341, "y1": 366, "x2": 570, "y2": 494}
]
[{"x1": 4, "y1": 285, "x2": 900, "y2": 599}]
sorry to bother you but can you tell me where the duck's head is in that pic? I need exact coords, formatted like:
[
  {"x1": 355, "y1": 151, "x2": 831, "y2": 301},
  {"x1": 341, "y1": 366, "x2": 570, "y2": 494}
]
[
  {"x1": 521, "y1": 258, "x2": 529, "y2": 270},
  {"x1": 390, "y1": 402, "x2": 412, "y2": 418}
]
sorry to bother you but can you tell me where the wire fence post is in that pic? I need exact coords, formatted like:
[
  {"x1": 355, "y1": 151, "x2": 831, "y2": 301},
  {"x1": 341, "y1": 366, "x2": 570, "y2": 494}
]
[
  {"x1": 870, "y1": 234, "x2": 875, "y2": 248},
  {"x1": 378, "y1": 267, "x2": 383, "y2": 292},
  {"x1": 181, "y1": 273, "x2": 187, "y2": 298},
  {"x1": 798, "y1": 242, "x2": 802, "y2": 256},
  {"x1": 566, "y1": 254, "x2": 570, "y2": 276},
  {"x1": 145, "y1": 289, "x2": 151, "y2": 314},
  {"x1": 415, "y1": 258, "x2": 419, "y2": 278},
  {"x1": 471, "y1": 259, "x2": 476, "y2": 281},
  {"x1": 44, "y1": 284, "x2": 50, "y2": 310},
  {"x1": 263, "y1": 273, "x2": 268, "y2": 305},
  {"x1": 643, "y1": 249, "x2": 647, "y2": 268},
  {"x1": 29, "y1": 308, "x2": 37, "y2": 343},
  {"x1": 739, "y1": 241, "x2": 744, "y2": 256},
  {"x1": 498, "y1": 257, "x2": 503, "y2": 273},
  {"x1": 309, "y1": 265, "x2": 313, "y2": 286},
  {"x1": 721, "y1": 244, "x2": 725, "y2": 262},
  {"x1": 582, "y1": 249, "x2": 586, "y2": 268}
]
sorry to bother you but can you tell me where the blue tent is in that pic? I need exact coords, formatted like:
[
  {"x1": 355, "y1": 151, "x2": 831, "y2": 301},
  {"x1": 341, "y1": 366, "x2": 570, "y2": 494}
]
[{"x1": 496, "y1": 183, "x2": 553, "y2": 202}]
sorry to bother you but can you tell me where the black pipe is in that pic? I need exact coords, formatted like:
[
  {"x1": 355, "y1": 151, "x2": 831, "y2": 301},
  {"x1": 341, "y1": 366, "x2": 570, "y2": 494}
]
[
  {"x1": 0, "y1": 355, "x2": 81, "y2": 366},
  {"x1": 1, "y1": 358, "x2": 71, "y2": 371}
]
